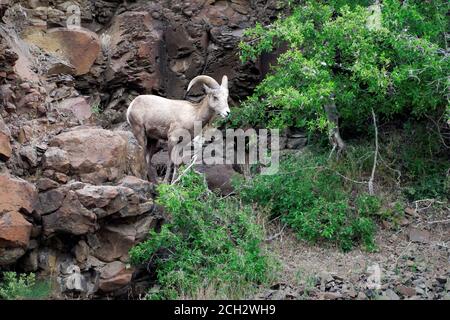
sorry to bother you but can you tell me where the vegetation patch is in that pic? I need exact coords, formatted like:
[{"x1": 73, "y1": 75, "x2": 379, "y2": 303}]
[
  {"x1": 0, "y1": 272, "x2": 51, "y2": 300},
  {"x1": 237, "y1": 149, "x2": 382, "y2": 252},
  {"x1": 129, "y1": 171, "x2": 274, "y2": 300}
]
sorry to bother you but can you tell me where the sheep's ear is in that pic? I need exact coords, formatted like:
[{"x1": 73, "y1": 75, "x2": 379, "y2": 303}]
[
  {"x1": 203, "y1": 84, "x2": 212, "y2": 94},
  {"x1": 221, "y1": 75, "x2": 228, "y2": 89}
]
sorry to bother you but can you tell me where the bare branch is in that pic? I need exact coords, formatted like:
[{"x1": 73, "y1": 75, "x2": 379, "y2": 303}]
[
  {"x1": 171, "y1": 154, "x2": 198, "y2": 185},
  {"x1": 368, "y1": 108, "x2": 378, "y2": 195}
]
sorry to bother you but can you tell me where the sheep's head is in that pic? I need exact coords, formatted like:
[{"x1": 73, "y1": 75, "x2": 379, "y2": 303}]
[{"x1": 187, "y1": 75, "x2": 230, "y2": 118}]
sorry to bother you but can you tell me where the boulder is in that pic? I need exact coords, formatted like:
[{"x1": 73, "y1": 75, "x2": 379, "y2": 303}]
[
  {"x1": 116, "y1": 131, "x2": 147, "y2": 180},
  {"x1": 45, "y1": 128, "x2": 132, "y2": 184},
  {"x1": 36, "y1": 177, "x2": 59, "y2": 191},
  {"x1": 0, "y1": 116, "x2": 12, "y2": 161},
  {"x1": 57, "y1": 97, "x2": 92, "y2": 122},
  {"x1": 42, "y1": 190, "x2": 97, "y2": 236},
  {"x1": 196, "y1": 164, "x2": 238, "y2": 195},
  {"x1": 0, "y1": 173, "x2": 38, "y2": 215},
  {"x1": 19, "y1": 145, "x2": 39, "y2": 167},
  {"x1": 42, "y1": 147, "x2": 70, "y2": 174},
  {"x1": 118, "y1": 176, "x2": 155, "y2": 200},
  {"x1": 36, "y1": 188, "x2": 66, "y2": 215},
  {"x1": 98, "y1": 261, "x2": 133, "y2": 293},
  {"x1": 75, "y1": 185, "x2": 131, "y2": 218},
  {"x1": 24, "y1": 27, "x2": 100, "y2": 75},
  {"x1": 73, "y1": 240, "x2": 89, "y2": 264},
  {"x1": 0, "y1": 211, "x2": 32, "y2": 248},
  {"x1": 0, "y1": 133, "x2": 12, "y2": 161},
  {"x1": 75, "y1": 184, "x2": 153, "y2": 218},
  {"x1": 89, "y1": 224, "x2": 136, "y2": 262}
]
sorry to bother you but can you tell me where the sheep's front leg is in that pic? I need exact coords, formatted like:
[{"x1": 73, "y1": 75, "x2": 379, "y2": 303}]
[
  {"x1": 163, "y1": 158, "x2": 173, "y2": 183},
  {"x1": 163, "y1": 135, "x2": 177, "y2": 183},
  {"x1": 165, "y1": 128, "x2": 191, "y2": 183}
]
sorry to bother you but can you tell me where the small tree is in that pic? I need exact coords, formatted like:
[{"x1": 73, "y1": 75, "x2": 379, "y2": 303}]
[{"x1": 230, "y1": 0, "x2": 449, "y2": 151}]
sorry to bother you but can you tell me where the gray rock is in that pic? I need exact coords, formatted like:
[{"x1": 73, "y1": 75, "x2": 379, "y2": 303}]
[
  {"x1": 286, "y1": 137, "x2": 307, "y2": 149},
  {"x1": 407, "y1": 227, "x2": 431, "y2": 244},
  {"x1": 383, "y1": 289, "x2": 400, "y2": 300},
  {"x1": 74, "y1": 240, "x2": 89, "y2": 263},
  {"x1": 19, "y1": 145, "x2": 38, "y2": 167}
]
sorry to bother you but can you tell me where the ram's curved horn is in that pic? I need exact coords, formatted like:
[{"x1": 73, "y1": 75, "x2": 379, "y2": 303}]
[{"x1": 187, "y1": 75, "x2": 220, "y2": 92}]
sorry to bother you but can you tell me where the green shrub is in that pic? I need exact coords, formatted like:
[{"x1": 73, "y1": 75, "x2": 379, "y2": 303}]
[
  {"x1": 229, "y1": 0, "x2": 448, "y2": 135},
  {"x1": 0, "y1": 272, "x2": 51, "y2": 300},
  {"x1": 129, "y1": 170, "x2": 273, "y2": 300},
  {"x1": 237, "y1": 151, "x2": 378, "y2": 251}
]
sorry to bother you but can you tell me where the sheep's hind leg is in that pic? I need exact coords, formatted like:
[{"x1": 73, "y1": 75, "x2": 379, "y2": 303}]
[{"x1": 146, "y1": 138, "x2": 159, "y2": 183}]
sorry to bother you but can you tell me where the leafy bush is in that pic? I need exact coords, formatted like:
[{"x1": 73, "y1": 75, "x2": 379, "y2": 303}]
[
  {"x1": 237, "y1": 151, "x2": 379, "y2": 251},
  {"x1": 129, "y1": 170, "x2": 273, "y2": 299},
  {"x1": 0, "y1": 272, "x2": 51, "y2": 300},
  {"x1": 230, "y1": 0, "x2": 448, "y2": 134}
]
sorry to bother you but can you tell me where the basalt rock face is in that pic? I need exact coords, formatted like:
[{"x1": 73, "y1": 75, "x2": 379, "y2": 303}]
[{"x1": 0, "y1": 0, "x2": 289, "y2": 298}]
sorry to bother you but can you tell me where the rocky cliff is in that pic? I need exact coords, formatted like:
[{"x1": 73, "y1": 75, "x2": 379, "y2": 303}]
[{"x1": 0, "y1": 0, "x2": 293, "y2": 298}]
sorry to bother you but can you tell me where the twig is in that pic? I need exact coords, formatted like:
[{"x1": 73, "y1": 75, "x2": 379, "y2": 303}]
[
  {"x1": 413, "y1": 198, "x2": 446, "y2": 211},
  {"x1": 265, "y1": 223, "x2": 288, "y2": 242},
  {"x1": 425, "y1": 114, "x2": 450, "y2": 149},
  {"x1": 171, "y1": 154, "x2": 198, "y2": 185},
  {"x1": 368, "y1": 108, "x2": 378, "y2": 195},
  {"x1": 328, "y1": 144, "x2": 337, "y2": 159},
  {"x1": 427, "y1": 219, "x2": 450, "y2": 225},
  {"x1": 329, "y1": 168, "x2": 368, "y2": 185}
]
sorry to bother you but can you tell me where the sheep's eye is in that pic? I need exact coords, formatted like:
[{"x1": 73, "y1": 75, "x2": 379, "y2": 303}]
[{"x1": 213, "y1": 96, "x2": 218, "y2": 101}]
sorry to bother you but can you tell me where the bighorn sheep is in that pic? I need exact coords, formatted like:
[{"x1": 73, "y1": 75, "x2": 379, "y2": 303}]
[{"x1": 126, "y1": 75, "x2": 230, "y2": 183}]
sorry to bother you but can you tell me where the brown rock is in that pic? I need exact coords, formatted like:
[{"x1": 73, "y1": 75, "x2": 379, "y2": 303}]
[
  {"x1": 116, "y1": 131, "x2": 147, "y2": 180},
  {"x1": 75, "y1": 185, "x2": 130, "y2": 218},
  {"x1": 42, "y1": 147, "x2": 70, "y2": 173},
  {"x1": 322, "y1": 292, "x2": 342, "y2": 300},
  {"x1": 90, "y1": 224, "x2": 135, "y2": 262},
  {"x1": 118, "y1": 176, "x2": 155, "y2": 200},
  {"x1": 42, "y1": 190, "x2": 97, "y2": 236},
  {"x1": 0, "y1": 132, "x2": 11, "y2": 161},
  {"x1": 98, "y1": 261, "x2": 133, "y2": 293},
  {"x1": 404, "y1": 207, "x2": 417, "y2": 217},
  {"x1": 105, "y1": 11, "x2": 162, "y2": 93},
  {"x1": 0, "y1": 174, "x2": 38, "y2": 215},
  {"x1": 24, "y1": 27, "x2": 100, "y2": 75},
  {"x1": 46, "y1": 128, "x2": 129, "y2": 184},
  {"x1": 195, "y1": 164, "x2": 239, "y2": 195},
  {"x1": 134, "y1": 213, "x2": 158, "y2": 241},
  {"x1": 0, "y1": 211, "x2": 32, "y2": 248},
  {"x1": 100, "y1": 261, "x2": 127, "y2": 279},
  {"x1": 74, "y1": 240, "x2": 89, "y2": 263},
  {"x1": 58, "y1": 97, "x2": 92, "y2": 121},
  {"x1": 54, "y1": 172, "x2": 68, "y2": 184},
  {"x1": 0, "y1": 116, "x2": 12, "y2": 161},
  {"x1": 19, "y1": 145, "x2": 38, "y2": 167},
  {"x1": 396, "y1": 285, "x2": 416, "y2": 297},
  {"x1": 36, "y1": 177, "x2": 59, "y2": 191}
]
